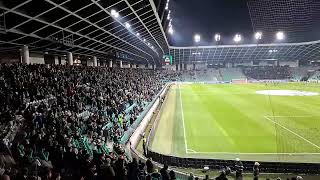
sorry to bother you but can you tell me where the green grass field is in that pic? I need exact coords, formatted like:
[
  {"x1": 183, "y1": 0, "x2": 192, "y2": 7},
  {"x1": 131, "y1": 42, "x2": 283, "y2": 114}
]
[{"x1": 151, "y1": 83, "x2": 320, "y2": 163}]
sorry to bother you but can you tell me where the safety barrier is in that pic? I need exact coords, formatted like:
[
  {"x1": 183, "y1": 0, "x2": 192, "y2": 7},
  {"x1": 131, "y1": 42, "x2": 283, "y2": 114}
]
[
  {"x1": 124, "y1": 83, "x2": 170, "y2": 145},
  {"x1": 147, "y1": 149, "x2": 320, "y2": 174}
]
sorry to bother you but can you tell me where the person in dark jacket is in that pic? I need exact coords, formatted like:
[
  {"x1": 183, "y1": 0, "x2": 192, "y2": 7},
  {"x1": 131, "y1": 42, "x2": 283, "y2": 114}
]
[
  {"x1": 127, "y1": 158, "x2": 138, "y2": 180},
  {"x1": 169, "y1": 170, "x2": 176, "y2": 180},
  {"x1": 253, "y1": 162, "x2": 260, "y2": 178},
  {"x1": 146, "y1": 158, "x2": 153, "y2": 174},
  {"x1": 137, "y1": 162, "x2": 147, "y2": 180},
  {"x1": 99, "y1": 158, "x2": 115, "y2": 180},
  {"x1": 160, "y1": 164, "x2": 169, "y2": 180},
  {"x1": 151, "y1": 169, "x2": 161, "y2": 180}
]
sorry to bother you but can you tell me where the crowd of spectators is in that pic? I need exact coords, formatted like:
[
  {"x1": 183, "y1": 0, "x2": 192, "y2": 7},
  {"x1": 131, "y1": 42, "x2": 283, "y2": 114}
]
[
  {"x1": 0, "y1": 63, "x2": 309, "y2": 180},
  {"x1": 243, "y1": 66, "x2": 292, "y2": 80},
  {"x1": 0, "y1": 64, "x2": 168, "y2": 180}
]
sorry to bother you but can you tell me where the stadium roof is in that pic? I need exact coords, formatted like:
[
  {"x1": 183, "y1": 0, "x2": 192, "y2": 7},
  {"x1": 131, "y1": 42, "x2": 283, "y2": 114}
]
[
  {"x1": 0, "y1": 0, "x2": 170, "y2": 64},
  {"x1": 170, "y1": 40, "x2": 320, "y2": 64},
  {"x1": 247, "y1": 0, "x2": 320, "y2": 43},
  {"x1": 168, "y1": 0, "x2": 320, "y2": 46}
]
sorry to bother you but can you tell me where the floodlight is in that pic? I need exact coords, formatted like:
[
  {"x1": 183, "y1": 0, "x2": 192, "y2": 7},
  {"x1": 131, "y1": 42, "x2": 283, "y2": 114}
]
[
  {"x1": 233, "y1": 34, "x2": 242, "y2": 43},
  {"x1": 194, "y1": 34, "x2": 201, "y2": 43},
  {"x1": 168, "y1": 26, "x2": 174, "y2": 35},
  {"x1": 268, "y1": 49, "x2": 278, "y2": 53},
  {"x1": 110, "y1": 9, "x2": 119, "y2": 18},
  {"x1": 276, "y1": 31, "x2": 285, "y2": 40},
  {"x1": 136, "y1": 33, "x2": 140, "y2": 36},
  {"x1": 125, "y1": 22, "x2": 131, "y2": 29},
  {"x1": 255, "y1": 32, "x2": 262, "y2": 40},
  {"x1": 214, "y1": 33, "x2": 221, "y2": 42}
]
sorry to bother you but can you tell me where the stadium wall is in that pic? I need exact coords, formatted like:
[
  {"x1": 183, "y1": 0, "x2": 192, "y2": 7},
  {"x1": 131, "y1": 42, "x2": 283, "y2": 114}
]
[
  {"x1": 0, "y1": 52, "x2": 46, "y2": 64},
  {"x1": 87, "y1": 59, "x2": 94, "y2": 66},
  {"x1": 53, "y1": 56, "x2": 67, "y2": 65},
  {"x1": 0, "y1": 51, "x2": 20, "y2": 63},
  {"x1": 279, "y1": 61, "x2": 299, "y2": 67},
  {"x1": 234, "y1": 61, "x2": 253, "y2": 67},
  {"x1": 29, "y1": 53, "x2": 45, "y2": 64}
]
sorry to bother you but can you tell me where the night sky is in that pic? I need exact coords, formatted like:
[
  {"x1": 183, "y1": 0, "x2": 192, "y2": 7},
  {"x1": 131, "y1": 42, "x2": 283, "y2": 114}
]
[{"x1": 168, "y1": 0, "x2": 253, "y2": 46}]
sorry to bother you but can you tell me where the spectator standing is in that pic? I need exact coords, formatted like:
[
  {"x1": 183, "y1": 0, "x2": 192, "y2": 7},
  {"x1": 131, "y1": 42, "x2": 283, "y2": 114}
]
[{"x1": 160, "y1": 164, "x2": 170, "y2": 180}]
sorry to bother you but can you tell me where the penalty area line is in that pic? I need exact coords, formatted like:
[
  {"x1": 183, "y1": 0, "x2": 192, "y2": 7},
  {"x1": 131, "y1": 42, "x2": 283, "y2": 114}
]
[
  {"x1": 178, "y1": 83, "x2": 188, "y2": 154},
  {"x1": 264, "y1": 116, "x2": 320, "y2": 150}
]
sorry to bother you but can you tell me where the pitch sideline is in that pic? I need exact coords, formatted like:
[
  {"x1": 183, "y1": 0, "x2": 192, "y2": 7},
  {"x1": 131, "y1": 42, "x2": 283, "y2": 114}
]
[{"x1": 178, "y1": 83, "x2": 188, "y2": 154}]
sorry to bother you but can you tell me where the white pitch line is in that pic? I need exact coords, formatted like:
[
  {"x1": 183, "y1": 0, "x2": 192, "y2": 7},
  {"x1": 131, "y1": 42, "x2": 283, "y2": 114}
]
[
  {"x1": 264, "y1": 116, "x2": 320, "y2": 150},
  {"x1": 186, "y1": 152, "x2": 320, "y2": 155},
  {"x1": 265, "y1": 115, "x2": 314, "y2": 118},
  {"x1": 187, "y1": 149, "x2": 197, "y2": 153},
  {"x1": 178, "y1": 83, "x2": 188, "y2": 154}
]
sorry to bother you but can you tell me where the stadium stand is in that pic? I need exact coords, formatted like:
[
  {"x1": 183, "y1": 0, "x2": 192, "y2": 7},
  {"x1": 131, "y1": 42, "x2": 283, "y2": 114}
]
[
  {"x1": 0, "y1": 64, "x2": 169, "y2": 180},
  {"x1": 220, "y1": 68, "x2": 246, "y2": 82},
  {"x1": 291, "y1": 67, "x2": 313, "y2": 81},
  {"x1": 308, "y1": 70, "x2": 320, "y2": 81},
  {"x1": 243, "y1": 66, "x2": 292, "y2": 80},
  {"x1": 180, "y1": 69, "x2": 220, "y2": 82},
  {"x1": 194, "y1": 69, "x2": 218, "y2": 82}
]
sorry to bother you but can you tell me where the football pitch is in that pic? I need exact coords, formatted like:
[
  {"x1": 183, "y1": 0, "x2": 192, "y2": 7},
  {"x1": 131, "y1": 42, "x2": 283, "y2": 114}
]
[{"x1": 150, "y1": 83, "x2": 320, "y2": 163}]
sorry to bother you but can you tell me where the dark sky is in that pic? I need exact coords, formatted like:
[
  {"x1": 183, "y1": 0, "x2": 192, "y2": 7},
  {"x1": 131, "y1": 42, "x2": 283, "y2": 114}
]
[{"x1": 168, "y1": 0, "x2": 253, "y2": 46}]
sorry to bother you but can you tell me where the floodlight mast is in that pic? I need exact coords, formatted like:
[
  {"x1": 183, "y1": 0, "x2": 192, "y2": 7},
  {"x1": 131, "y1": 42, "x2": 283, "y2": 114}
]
[{"x1": 193, "y1": 34, "x2": 201, "y2": 68}]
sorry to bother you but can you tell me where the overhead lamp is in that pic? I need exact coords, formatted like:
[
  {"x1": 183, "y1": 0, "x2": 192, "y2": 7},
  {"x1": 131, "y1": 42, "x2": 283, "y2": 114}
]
[
  {"x1": 110, "y1": 9, "x2": 119, "y2": 18},
  {"x1": 214, "y1": 33, "x2": 221, "y2": 42},
  {"x1": 194, "y1": 34, "x2": 201, "y2": 43},
  {"x1": 255, "y1": 32, "x2": 262, "y2": 40},
  {"x1": 233, "y1": 34, "x2": 242, "y2": 43},
  {"x1": 125, "y1": 22, "x2": 131, "y2": 29},
  {"x1": 276, "y1": 31, "x2": 285, "y2": 40},
  {"x1": 168, "y1": 26, "x2": 173, "y2": 35}
]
